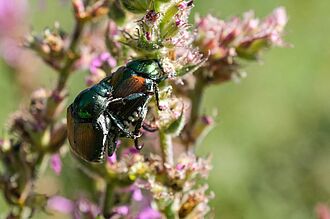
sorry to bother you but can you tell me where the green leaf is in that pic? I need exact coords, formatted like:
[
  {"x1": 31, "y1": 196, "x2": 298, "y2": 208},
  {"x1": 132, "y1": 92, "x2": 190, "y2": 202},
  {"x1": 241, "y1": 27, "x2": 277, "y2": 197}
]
[
  {"x1": 108, "y1": 0, "x2": 126, "y2": 25},
  {"x1": 165, "y1": 108, "x2": 185, "y2": 136},
  {"x1": 176, "y1": 57, "x2": 207, "y2": 77},
  {"x1": 121, "y1": 0, "x2": 150, "y2": 14},
  {"x1": 236, "y1": 39, "x2": 269, "y2": 60},
  {"x1": 159, "y1": 3, "x2": 179, "y2": 35}
]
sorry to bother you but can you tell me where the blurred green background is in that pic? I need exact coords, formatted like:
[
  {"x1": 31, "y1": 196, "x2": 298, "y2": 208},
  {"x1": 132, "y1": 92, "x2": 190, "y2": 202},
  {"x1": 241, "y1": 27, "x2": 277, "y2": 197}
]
[{"x1": 1, "y1": 0, "x2": 330, "y2": 218}]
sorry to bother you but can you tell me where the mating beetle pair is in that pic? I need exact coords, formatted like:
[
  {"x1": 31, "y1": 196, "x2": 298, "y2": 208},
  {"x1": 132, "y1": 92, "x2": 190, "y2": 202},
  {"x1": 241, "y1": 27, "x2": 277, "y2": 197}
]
[{"x1": 67, "y1": 59, "x2": 169, "y2": 162}]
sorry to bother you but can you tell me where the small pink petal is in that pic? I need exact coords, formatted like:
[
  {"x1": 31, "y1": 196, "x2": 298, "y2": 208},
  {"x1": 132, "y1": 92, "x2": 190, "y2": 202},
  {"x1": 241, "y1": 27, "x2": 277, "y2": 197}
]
[
  {"x1": 122, "y1": 147, "x2": 139, "y2": 156},
  {"x1": 50, "y1": 154, "x2": 62, "y2": 175},
  {"x1": 114, "y1": 205, "x2": 129, "y2": 216},
  {"x1": 273, "y1": 7, "x2": 288, "y2": 26},
  {"x1": 47, "y1": 196, "x2": 74, "y2": 214},
  {"x1": 137, "y1": 207, "x2": 161, "y2": 219},
  {"x1": 176, "y1": 163, "x2": 185, "y2": 171},
  {"x1": 107, "y1": 153, "x2": 117, "y2": 165},
  {"x1": 132, "y1": 188, "x2": 143, "y2": 201},
  {"x1": 316, "y1": 204, "x2": 330, "y2": 219},
  {"x1": 100, "y1": 52, "x2": 110, "y2": 61},
  {"x1": 107, "y1": 57, "x2": 117, "y2": 68},
  {"x1": 201, "y1": 116, "x2": 214, "y2": 125}
]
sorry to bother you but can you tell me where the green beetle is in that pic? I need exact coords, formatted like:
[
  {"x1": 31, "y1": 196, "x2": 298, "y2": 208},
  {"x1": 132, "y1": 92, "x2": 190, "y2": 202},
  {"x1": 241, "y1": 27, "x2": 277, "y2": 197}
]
[{"x1": 67, "y1": 59, "x2": 169, "y2": 162}]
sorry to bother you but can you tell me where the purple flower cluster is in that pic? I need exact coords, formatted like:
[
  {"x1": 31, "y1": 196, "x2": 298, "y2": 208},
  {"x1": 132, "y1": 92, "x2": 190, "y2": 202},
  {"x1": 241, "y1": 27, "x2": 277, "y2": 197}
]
[
  {"x1": 0, "y1": 0, "x2": 36, "y2": 79},
  {"x1": 47, "y1": 196, "x2": 101, "y2": 218},
  {"x1": 195, "y1": 7, "x2": 287, "y2": 60},
  {"x1": 86, "y1": 52, "x2": 117, "y2": 86},
  {"x1": 193, "y1": 7, "x2": 288, "y2": 83}
]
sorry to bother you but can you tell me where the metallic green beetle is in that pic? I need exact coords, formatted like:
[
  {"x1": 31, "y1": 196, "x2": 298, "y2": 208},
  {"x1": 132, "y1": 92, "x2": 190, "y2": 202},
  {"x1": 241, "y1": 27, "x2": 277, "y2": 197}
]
[{"x1": 67, "y1": 59, "x2": 169, "y2": 162}]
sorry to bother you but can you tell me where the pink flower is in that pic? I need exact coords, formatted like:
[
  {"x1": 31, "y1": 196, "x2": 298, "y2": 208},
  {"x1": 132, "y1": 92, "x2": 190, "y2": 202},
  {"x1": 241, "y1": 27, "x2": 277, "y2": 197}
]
[
  {"x1": 0, "y1": 0, "x2": 30, "y2": 67},
  {"x1": 75, "y1": 198, "x2": 101, "y2": 217},
  {"x1": 48, "y1": 196, "x2": 101, "y2": 218},
  {"x1": 47, "y1": 196, "x2": 74, "y2": 214},
  {"x1": 176, "y1": 163, "x2": 185, "y2": 171},
  {"x1": 122, "y1": 147, "x2": 140, "y2": 156},
  {"x1": 50, "y1": 153, "x2": 62, "y2": 175},
  {"x1": 201, "y1": 115, "x2": 214, "y2": 125},
  {"x1": 193, "y1": 7, "x2": 287, "y2": 83},
  {"x1": 89, "y1": 52, "x2": 116, "y2": 74},
  {"x1": 86, "y1": 52, "x2": 117, "y2": 86},
  {"x1": 107, "y1": 153, "x2": 117, "y2": 165},
  {"x1": 316, "y1": 204, "x2": 330, "y2": 219},
  {"x1": 137, "y1": 207, "x2": 162, "y2": 219},
  {"x1": 178, "y1": 0, "x2": 193, "y2": 10},
  {"x1": 113, "y1": 205, "x2": 129, "y2": 216},
  {"x1": 0, "y1": 0, "x2": 27, "y2": 34},
  {"x1": 195, "y1": 7, "x2": 288, "y2": 60},
  {"x1": 132, "y1": 187, "x2": 143, "y2": 201}
]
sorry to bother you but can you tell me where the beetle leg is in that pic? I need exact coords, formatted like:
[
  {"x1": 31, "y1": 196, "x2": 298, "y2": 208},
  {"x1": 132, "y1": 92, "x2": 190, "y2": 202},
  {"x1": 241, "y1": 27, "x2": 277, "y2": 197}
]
[
  {"x1": 108, "y1": 93, "x2": 146, "y2": 106},
  {"x1": 96, "y1": 114, "x2": 109, "y2": 145},
  {"x1": 134, "y1": 138, "x2": 143, "y2": 150},
  {"x1": 132, "y1": 102, "x2": 149, "y2": 150},
  {"x1": 106, "y1": 130, "x2": 118, "y2": 157},
  {"x1": 153, "y1": 82, "x2": 162, "y2": 111},
  {"x1": 133, "y1": 114, "x2": 145, "y2": 150},
  {"x1": 108, "y1": 97, "x2": 126, "y2": 105},
  {"x1": 133, "y1": 119, "x2": 144, "y2": 150},
  {"x1": 90, "y1": 114, "x2": 110, "y2": 161},
  {"x1": 121, "y1": 93, "x2": 147, "y2": 104},
  {"x1": 105, "y1": 112, "x2": 135, "y2": 138}
]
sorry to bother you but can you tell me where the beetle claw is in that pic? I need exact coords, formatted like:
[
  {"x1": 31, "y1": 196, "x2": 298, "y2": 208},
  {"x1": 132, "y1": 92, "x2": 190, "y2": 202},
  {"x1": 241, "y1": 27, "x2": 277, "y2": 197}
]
[{"x1": 134, "y1": 138, "x2": 144, "y2": 150}]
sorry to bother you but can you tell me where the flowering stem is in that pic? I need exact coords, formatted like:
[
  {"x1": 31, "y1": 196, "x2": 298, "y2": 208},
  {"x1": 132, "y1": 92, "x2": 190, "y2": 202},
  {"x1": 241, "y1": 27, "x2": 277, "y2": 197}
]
[
  {"x1": 10, "y1": 14, "x2": 87, "y2": 218},
  {"x1": 190, "y1": 75, "x2": 206, "y2": 127},
  {"x1": 185, "y1": 73, "x2": 206, "y2": 151},
  {"x1": 56, "y1": 20, "x2": 85, "y2": 91},
  {"x1": 102, "y1": 182, "x2": 116, "y2": 218},
  {"x1": 159, "y1": 130, "x2": 174, "y2": 166}
]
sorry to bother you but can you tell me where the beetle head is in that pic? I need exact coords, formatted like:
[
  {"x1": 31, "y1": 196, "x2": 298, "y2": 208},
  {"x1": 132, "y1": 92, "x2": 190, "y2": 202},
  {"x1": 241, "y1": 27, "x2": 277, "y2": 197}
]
[{"x1": 126, "y1": 59, "x2": 174, "y2": 83}]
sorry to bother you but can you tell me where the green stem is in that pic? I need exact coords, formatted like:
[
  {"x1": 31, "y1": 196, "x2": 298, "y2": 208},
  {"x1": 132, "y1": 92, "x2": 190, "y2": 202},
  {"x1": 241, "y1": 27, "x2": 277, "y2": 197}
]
[
  {"x1": 189, "y1": 76, "x2": 206, "y2": 127},
  {"x1": 102, "y1": 182, "x2": 116, "y2": 218},
  {"x1": 159, "y1": 130, "x2": 174, "y2": 166},
  {"x1": 184, "y1": 74, "x2": 206, "y2": 151}
]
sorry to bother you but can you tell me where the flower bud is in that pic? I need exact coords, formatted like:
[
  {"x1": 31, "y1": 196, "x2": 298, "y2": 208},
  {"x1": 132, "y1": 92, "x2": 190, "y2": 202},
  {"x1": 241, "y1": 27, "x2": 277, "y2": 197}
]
[
  {"x1": 0, "y1": 138, "x2": 11, "y2": 153},
  {"x1": 50, "y1": 154, "x2": 62, "y2": 175},
  {"x1": 26, "y1": 23, "x2": 67, "y2": 68}
]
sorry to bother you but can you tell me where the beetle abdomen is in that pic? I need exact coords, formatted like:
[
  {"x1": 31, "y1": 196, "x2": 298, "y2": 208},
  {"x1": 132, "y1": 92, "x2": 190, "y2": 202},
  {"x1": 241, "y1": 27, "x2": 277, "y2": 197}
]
[{"x1": 67, "y1": 106, "x2": 106, "y2": 162}]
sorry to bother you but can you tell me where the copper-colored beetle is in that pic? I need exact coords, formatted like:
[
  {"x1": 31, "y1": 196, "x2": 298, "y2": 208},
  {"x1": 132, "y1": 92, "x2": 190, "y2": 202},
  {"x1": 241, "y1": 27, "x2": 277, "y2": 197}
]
[{"x1": 67, "y1": 59, "x2": 168, "y2": 162}]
